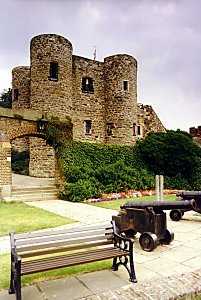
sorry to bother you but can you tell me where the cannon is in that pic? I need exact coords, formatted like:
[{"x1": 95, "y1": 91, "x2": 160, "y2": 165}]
[
  {"x1": 112, "y1": 199, "x2": 195, "y2": 252},
  {"x1": 169, "y1": 191, "x2": 201, "y2": 221}
]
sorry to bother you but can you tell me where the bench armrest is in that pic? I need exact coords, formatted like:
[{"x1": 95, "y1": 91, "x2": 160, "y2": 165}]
[
  {"x1": 9, "y1": 232, "x2": 21, "y2": 261},
  {"x1": 111, "y1": 221, "x2": 134, "y2": 252}
]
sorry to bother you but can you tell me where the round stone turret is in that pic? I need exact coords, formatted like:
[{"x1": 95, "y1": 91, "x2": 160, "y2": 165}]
[
  {"x1": 104, "y1": 54, "x2": 138, "y2": 145},
  {"x1": 12, "y1": 66, "x2": 30, "y2": 109},
  {"x1": 30, "y1": 34, "x2": 73, "y2": 118}
]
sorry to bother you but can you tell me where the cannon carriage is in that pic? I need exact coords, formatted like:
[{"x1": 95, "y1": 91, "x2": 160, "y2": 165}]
[{"x1": 112, "y1": 199, "x2": 195, "y2": 252}]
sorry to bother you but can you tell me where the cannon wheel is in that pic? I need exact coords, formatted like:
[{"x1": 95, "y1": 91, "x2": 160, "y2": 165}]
[
  {"x1": 169, "y1": 209, "x2": 183, "y2": 221},
  {"x1": 139, "y1": 232, "x2": 159, "y2": 252},
  {"x1": 123, "y1": 229, "x2": 137, "y2": 238},
  {"x1": 161, "y1": 229, "x2": 174, "y2": 245}
]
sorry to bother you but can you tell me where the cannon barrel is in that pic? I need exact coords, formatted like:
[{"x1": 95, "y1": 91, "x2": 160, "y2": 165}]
[
  {"x1": 176, "y1": 191, "x2": 201, "y2": 198},
  {"x1": 120, "y1": 199, "x2": 195, "y2": 211}
]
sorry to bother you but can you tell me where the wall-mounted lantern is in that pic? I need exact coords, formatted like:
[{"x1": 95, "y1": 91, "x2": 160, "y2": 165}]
[{"x1": 37, "y1": 115, "x2": 48, "y2": 132}]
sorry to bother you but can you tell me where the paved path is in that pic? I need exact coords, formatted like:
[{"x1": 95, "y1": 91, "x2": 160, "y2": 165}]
[{"x1": 25, "y1": 200, "x2": 117, "y2": 224}]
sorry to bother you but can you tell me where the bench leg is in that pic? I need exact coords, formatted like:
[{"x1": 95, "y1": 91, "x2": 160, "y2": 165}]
[
  {"x1": 9, "y1": 254, "x2": 15, "y2": 294},
  {"x1": 112, "y1": 256, "x2": 137, "y2": 283},
  {"x1": 128, "y1": 253, "x2": 137, "y2": 283},
  {"x1": 9, "y1": 258, "x2": 22, "y2": 300},
  {"x1": 112, "y1": 257, "x2": 118, "y2": 271},
  {"x1": 15, "y1": 260, "x2": 22, "y2": 300}
]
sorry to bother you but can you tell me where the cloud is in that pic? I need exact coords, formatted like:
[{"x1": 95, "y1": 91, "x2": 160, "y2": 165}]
[{"x1": 0, "y1": 0, "x2": 200, "y2": 131}]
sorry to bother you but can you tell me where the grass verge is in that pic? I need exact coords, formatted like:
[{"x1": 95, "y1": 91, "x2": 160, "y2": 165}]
[
  {"x1": 89, "y1": 194, "x2": 176, "y2": 210},
  {"x1": 0, "y1": 201, "x2": 75, "y2": 237}
]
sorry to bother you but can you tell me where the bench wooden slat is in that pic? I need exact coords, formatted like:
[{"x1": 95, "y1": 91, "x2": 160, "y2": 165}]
[
  {"x1": 22, "y1": 246, "x2": 117, "y2": 267},
  {"x1": 16, "y1": 228, "x2": 113, "y2": 247},
  {"x1": 21, "y1": 248, "x2": 127, "y2": 275},
  {"x1": 17, "y1": 234, "x2": 113, "y2": 252},
  {"x1": 20, "y1": 240, "x2": 112, "y2": 258},
  {"x1": 15, "y1": 223, "x2": 112, "y2": 240}
]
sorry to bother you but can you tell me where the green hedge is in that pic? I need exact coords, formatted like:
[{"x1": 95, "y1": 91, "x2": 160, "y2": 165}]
[{"x1": 59, "y1": 142, "x2": 155, "y2": 202}]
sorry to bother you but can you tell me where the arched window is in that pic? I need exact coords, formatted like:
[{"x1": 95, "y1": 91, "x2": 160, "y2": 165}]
[{"x1": 82, "y1": 77, "x2": 94, "y2": 93}]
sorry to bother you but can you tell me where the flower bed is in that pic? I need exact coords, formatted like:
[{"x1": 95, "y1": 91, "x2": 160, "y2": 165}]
[{"x1": 86, "y1": 189, "x2": 181, "y2": 203}]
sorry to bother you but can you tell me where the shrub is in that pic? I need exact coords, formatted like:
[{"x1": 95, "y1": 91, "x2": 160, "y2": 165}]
[
  {"x1": 164, "y1": 174, "x2": 191, "y2": 190},
  {"x1": 60, "y1": 178, "x2": 101, "y2": 202}
]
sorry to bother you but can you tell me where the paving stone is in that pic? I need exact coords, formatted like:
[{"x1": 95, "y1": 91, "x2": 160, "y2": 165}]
[
  {"x1": 77, "y1": 270, "x2": 128, "y2": 294},
  {"x1": 38, "y1": 276, "x2": 93, "y2": 300}
]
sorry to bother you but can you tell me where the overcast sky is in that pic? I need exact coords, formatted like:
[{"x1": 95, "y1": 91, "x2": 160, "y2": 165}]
[{"x1": 0, "y1": 0, "x2": 200, "y2": 132}]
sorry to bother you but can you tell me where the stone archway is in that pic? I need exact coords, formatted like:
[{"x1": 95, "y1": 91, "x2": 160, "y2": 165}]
[{"x1": 0, "y1": 116, "x2": 56, "y2": 199}]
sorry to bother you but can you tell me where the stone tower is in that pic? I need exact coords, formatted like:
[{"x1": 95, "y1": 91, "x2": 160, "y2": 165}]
[
  {"x1": 104, "y1": 55, "x2": 138, "y2": 144},
  {"x1": 30, "y1": 34, "x2": 73, "y2": 118},
  {"x1": 12, "y1": 66, "x2": 30, "y2": 109}
]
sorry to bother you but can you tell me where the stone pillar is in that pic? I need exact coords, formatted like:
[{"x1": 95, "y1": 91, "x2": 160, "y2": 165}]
[{"x1": 0, "y1": 133, "x2": 11, "y2": 199}]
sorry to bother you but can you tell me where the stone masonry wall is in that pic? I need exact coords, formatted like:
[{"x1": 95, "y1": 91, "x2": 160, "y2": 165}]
[
  {"x1": 29, "y1": 137, "x2": 55, "y2": 178},
  {"x1": 11, "y1": 137, "x2": 30, "y2": 152},
  {"x1": 0, "y1": 138, "x2": 11, "y2": 186},
  {"x1": 137, "y1": 103, "x2": 166, "y2": 138},
  {"x1": 72, "y1": 56, "x2": 106, "y2": 143},
  {"x1": 0, "y1": 117, "x2": 38, "y2": 140},
  {"x1": 12, "y1": 67, "x2": 30, "y2": 109}
]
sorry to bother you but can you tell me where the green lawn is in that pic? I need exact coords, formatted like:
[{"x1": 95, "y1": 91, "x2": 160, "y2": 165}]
[
  {"x1": 89, "y1": 194, "x2": 177, "y2": 210},
  {"x1": 0, "y1": 201, "x2": 75, "y2": 236}
]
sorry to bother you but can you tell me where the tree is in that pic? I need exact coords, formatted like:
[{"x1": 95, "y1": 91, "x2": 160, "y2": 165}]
[
  {"x1": 136, "y1": 130, "x2": 201, "y2": 183},
  {"x1": 0, "y1": 88, "x2": 12, "y2": 108}
]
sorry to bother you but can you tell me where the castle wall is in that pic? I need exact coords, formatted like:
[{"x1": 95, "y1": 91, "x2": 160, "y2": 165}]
[
  {"x1": 30, "y1": 34, "x2": 73, "y2": 118},
  {"x1": 137, "y1": 104, "x2": 166, "y2": 138},
  {"x1": 12, "y1": 66, "x2": 30, "y2": 109},
  {"x1": 72, "y1": 56, "x2": 105, "y2": 142},
  {"x1": 29, "y1": 137, "x2": 55, "y2": 178},
  {"x1": 11, "y1": 137, "x2": 30, "y2": 152},
  {"x1": 190, "y1": 126, "x2": 201, "y2": 146},
  {"x1": 104, "y1": 55, "x2": 138, "y2": 145}
]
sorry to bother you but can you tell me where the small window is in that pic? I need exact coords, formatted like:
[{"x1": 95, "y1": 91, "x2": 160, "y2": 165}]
[
  {"x1": 137, "y1": 125, "x2": 142, "y2": 136},
  {"x1": 14, "y1": 88, "x2": 19, "y2": 101},
  {"x1": 49, "y1": 62, "x2": 58, "y2": 81},
  {"x1": 106, "y1": 123, "x2": 115, "y2": 136},
  {"x1": 82, "y1": 77, "x2": 94, "y2": 93},
  {"x1": 123, "y1": 80, "x2": 129, "y2": 91},
  {"x1": 84, "y1": 120, "x2": 92, "y2": 134}
]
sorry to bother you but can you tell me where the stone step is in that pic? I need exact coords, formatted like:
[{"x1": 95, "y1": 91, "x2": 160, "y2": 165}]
[
  {"x1": 11, "y1": 186, "x2": 58, "y2": 195},
  {"x1": 10, "y1": 185, "x2": 59, "y2": 201},
  {"x1": 10, "y1": 193, "x2": 59, "y2": 201}
]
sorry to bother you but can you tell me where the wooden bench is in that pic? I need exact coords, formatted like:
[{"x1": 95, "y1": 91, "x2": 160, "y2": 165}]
[{"x1": 9, "y1": 221, "x2": 137, "y2": 300}]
